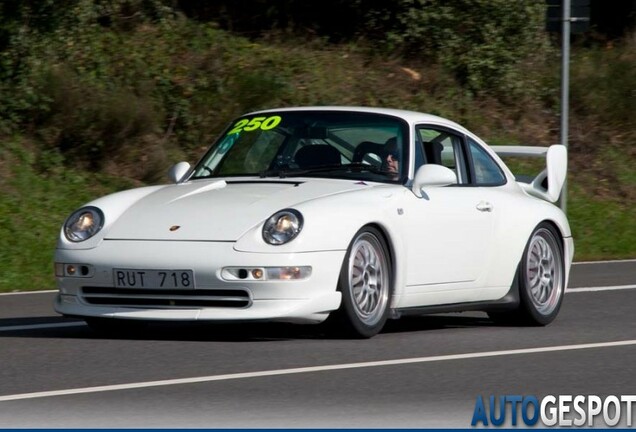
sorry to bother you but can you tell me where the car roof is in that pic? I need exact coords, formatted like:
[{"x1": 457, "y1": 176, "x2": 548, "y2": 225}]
[{"x1": 246, "y1": 106, "x2": 467, "y2": 132}]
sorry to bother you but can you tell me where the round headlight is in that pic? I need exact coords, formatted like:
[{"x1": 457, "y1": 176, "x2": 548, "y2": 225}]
[
  {"x1": 64, "y1": 207, "x2": 104, "y2": 242},
  {"x1": 262, "y1": 209, "x2": 303, "y2": 245}
]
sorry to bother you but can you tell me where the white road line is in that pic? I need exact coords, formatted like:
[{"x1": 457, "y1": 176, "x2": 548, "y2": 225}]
[
  {"x1": 1, "y1": 281, "x2": 634, "y2": 301},
  {"x1": 0, "y1": 322, "x2": 85, "y2": 332},
  {"x1": 0, "y1": 258, "x2": 632, "y2": 298},
  {"x1": 0, "y1": 290, "x2": 56, "y2": 296},
  {"x1": 0, "y1": 259, "x2": 632, "y2": 297},
  {"x1": 0, "y1": 339, "x2": 635, "y2": 402},
  {"x1": 0, "y1": 285, "x2": 633, "y2": 333},
  {"x1": 567, "y1": 284, "x2": 636, "y2": 293},
  {"x1": 573, "y1": 258, "x2": 636, "y2": 265}
]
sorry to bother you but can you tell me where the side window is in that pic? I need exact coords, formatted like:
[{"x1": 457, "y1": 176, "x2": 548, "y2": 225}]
[
  {"x1": 468, "y1": 138, "x2": 506, "y2": 186},
  {"x1": 416, "y1": 127, "x2": 468, "y2": 184}
]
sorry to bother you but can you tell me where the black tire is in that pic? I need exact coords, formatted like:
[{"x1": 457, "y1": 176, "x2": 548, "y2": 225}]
[
  {"x1": 490, "y1": 222, "x2": 565, "y2": 326},
  {"x1": 329, "y1": 226, "x2": 392, "y2": 338}
]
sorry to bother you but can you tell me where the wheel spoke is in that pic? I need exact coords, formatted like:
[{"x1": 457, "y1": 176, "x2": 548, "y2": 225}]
[
  {"x1": 353, "y1": 285, "x2": 364, "y2": 300},
  {"x1": 361, "y1": 290, "x2": 371, "y2": 311},
  {"x1": 363, "y1": 246, "x2": 371, "y2": 265},
  {"x1": 367, "y1": 291, "x2": 377, "y2": 311},
  {"x1": 351, "y1": 271, "x2": 363, "y2": 286},
  {"x1": 529, "y1": 272, "x2": 540, "y2": 286}
]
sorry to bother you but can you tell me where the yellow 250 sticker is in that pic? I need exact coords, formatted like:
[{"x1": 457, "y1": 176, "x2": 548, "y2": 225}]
[{"x1": 227, "y1": 115, "x2": 282, "y2": 135}]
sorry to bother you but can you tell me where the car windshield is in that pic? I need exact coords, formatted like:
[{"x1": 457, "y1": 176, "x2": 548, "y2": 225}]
[{"x1": 191, "y1": 111, "x2": 409, "y2": 183}]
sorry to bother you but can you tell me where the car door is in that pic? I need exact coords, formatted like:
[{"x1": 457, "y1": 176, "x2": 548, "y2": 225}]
[{"x1": 403, "y1": 126, "x2": 498, "y2": 289}]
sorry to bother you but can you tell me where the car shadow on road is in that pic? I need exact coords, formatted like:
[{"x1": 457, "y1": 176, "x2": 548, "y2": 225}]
[
  {"x1": 0, "y1": 316, "x2": 70, "y2": 327},
  {"x1": 0, "y1": 313, "x2": 498, "y2": 342},
  {"x1": 382, "y1": 313, "x2": 495, "y2": 334}
]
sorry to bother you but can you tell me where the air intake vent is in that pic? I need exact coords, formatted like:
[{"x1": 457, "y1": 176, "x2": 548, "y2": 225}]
[{"x1": 80, "y1": 287, "x2": 251, "y2": 308}]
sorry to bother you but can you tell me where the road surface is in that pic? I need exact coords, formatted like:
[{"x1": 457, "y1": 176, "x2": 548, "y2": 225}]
[{"x1": 0, "y1": 260, "x2": 634, "y2": 427}]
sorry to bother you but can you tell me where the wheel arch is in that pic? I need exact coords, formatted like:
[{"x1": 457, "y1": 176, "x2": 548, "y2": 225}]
[
  {"x1": 360, "y1": 221, "x2": 405, "y2": 313},
  {"x1": 541, "y1": 218, "x2": 565, "y2": 248},
  {"x1": 364, "y1": 222, "x2": 395, "y2": 270},
  {"x1": 537, "y1": 217, "x2": 574, "y2": 291},
  {"x1": 330, "y1": 222, "x2": 395, "y2": 337},
  {"x1": 505, "y1": 218, "x2": 567, "y2": 289}
]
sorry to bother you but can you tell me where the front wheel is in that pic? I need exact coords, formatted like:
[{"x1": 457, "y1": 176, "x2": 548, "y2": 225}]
[
  {"x1": 490, "y1": 222, "x2": 565, "y2": 326},
  {"x1": 330, "y1": 226, "x2": 392, "y2": 338}
]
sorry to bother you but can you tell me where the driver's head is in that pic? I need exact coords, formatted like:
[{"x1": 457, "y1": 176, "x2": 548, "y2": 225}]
[{"x1": 384, "y1": 137, "x2": 399, "y2": 175}]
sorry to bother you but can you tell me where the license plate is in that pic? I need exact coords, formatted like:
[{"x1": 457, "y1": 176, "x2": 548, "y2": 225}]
[{"x1": 113, "y1": 269, "x2": 195, "y2": 289}]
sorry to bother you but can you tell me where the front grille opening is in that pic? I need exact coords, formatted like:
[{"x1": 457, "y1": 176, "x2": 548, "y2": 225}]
[{"x1": 80, "y1": 287, "x2": 251, "y2": 308}]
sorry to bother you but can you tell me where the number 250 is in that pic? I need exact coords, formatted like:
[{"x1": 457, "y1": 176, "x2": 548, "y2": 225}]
[{"x1": 227, "y1": 115, "x2": 281, "y2": 135}]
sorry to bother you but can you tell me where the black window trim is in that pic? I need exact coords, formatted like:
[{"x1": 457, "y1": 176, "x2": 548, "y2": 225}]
[{"x1": 414, "y1": 124, "x2": 471, "y2": 186}]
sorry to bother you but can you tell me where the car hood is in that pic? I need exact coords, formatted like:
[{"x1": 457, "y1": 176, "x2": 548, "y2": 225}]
[{"x1": 104, "y1": 178, "x2": 370, "y2": 241}]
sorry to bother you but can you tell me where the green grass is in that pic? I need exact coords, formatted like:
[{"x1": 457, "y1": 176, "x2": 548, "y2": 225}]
[
  {"x1": 566, "y1": 147, "x2": 636, "y2": 261},
  {"x1": 568, "y1": 189, "x2": 636, "y2": 261},
  {"x1": 0, "y1": 138, "x2": 135, "y2": 292}
]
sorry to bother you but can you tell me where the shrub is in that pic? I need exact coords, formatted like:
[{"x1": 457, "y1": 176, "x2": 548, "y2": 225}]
[{"x1": 361, "y1": 0, "x2": 550, "y2": 96}]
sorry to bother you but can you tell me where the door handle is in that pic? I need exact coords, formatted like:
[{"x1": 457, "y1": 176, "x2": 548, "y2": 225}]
[{"x1": 476, "y1": 201, "x2": 493, "y2": 212}]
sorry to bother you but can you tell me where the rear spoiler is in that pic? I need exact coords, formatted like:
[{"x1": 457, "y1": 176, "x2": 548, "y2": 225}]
[{"x1": 491, "y1": 145, "x2": 567, "y2": 203}]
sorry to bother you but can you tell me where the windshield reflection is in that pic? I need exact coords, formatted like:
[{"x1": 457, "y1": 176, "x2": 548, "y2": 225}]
[{"x1": 191, "y1": 111, "x2": 409, "y2": 183}]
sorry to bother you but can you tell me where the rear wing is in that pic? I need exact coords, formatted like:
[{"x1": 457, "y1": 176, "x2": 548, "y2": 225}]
[{"x1": 491, "y1": 145, "x2": 567, "y2": 203}]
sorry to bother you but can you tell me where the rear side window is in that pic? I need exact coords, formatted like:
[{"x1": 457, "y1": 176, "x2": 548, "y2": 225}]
[{"x1": 468, "y1": 138, "x2": 506, "y2": 186}]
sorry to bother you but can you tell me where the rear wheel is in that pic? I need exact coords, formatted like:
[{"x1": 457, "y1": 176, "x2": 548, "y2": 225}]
[
  {"x1": 330, "y1": 227, "x2": 392, "y2": 338},
  {"x1": 490, "y1": 222, "x2": 565, "y2": 325}
]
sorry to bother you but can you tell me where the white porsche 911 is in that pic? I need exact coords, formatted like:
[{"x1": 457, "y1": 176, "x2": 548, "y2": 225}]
[{"x1": 55, "y1": 107, "x2": 574, "y2": 338}]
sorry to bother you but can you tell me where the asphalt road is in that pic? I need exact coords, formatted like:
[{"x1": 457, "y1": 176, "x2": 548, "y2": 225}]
[{"x1": 0, "y1": 260, "x2": 634, "y2": 428}]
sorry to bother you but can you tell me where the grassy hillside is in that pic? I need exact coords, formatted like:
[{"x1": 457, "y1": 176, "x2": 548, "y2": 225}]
[
  {"x1": 0, "y1": 18, "x2": 634, "y2": 292},
  {"x1": 0, "y1": 138, "x2": 135, "y2": 291}
]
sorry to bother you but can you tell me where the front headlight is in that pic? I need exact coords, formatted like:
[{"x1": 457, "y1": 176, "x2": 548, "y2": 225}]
[
  {"x1": 64, "y1": 207, "x2": 104, "y2": 242},
  {"x1": 262, "y1": 209, "x2": 303, "y2": 245}
]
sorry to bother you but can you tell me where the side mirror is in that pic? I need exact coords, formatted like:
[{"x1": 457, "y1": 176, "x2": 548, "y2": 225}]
[
  {"x1": 168, "y1": 162, "x2": 191, "y2": 183},
  {"x1": 412, "y1": 164, "x2": 457, "y2": 197}
]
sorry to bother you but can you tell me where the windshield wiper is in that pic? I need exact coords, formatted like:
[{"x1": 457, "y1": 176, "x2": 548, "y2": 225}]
[
  {"x1": 261, "y1": 163, "x2": 394, "y2": 178},
  {"x1": 258, "y1": 165, "x2": 340, "y2": 178},
  {"x1": 338, "y1": 163, "x2": 394, "y2": 176}
]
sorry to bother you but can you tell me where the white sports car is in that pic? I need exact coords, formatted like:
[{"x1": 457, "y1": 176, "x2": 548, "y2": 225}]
[{"x1": 55, "y1": 107, "x2": 574, "y2": 338}]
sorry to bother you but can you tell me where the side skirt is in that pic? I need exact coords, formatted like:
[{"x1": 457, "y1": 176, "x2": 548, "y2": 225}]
[{"x1": 391, "y1": 270, "x2": 520, "y2": 318}]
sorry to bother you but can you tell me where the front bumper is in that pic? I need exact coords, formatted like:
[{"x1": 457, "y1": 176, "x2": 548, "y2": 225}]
[{"x1": 55, "y1": 240, "x2": 345, "y2": 324}]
